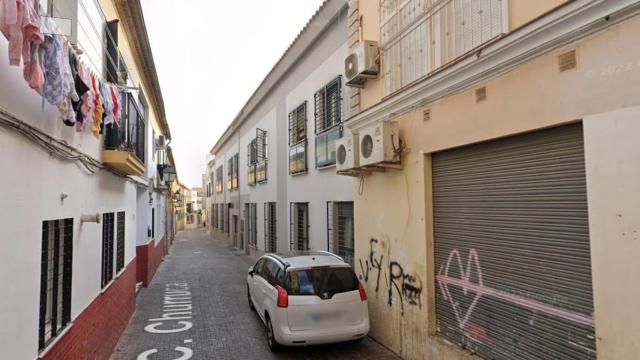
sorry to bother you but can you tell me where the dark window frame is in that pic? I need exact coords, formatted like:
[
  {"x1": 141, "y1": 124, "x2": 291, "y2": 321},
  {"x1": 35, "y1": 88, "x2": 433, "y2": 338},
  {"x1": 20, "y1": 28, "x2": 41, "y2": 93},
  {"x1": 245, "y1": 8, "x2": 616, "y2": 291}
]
[
  {"x1": 116, "y1": 211, "x2": 125, "y2": 273},
  {"x1": 38, "y1": 218, "x2": 73, "y2": 352},
  {"x1": 101, "y1": 213, "x2": 115, "y2": 288},
  {"x1": 290, "y1": 202, "x2": 309, "y2": 251}
]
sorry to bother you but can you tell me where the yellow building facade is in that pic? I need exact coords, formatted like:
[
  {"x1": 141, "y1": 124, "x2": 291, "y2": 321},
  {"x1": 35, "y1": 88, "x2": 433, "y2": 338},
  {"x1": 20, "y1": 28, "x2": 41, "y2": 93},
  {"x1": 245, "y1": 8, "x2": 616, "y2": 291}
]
[{"x1": 346, "y1": 1, "x2": 640, "y2": 359}]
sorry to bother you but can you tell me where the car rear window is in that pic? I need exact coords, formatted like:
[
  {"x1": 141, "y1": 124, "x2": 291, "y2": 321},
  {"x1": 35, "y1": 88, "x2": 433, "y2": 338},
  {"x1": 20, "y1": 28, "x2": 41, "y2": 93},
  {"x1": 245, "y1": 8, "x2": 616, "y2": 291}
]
[{"x1": 285, "y1": 267, "x2": 358, "y2": 297}]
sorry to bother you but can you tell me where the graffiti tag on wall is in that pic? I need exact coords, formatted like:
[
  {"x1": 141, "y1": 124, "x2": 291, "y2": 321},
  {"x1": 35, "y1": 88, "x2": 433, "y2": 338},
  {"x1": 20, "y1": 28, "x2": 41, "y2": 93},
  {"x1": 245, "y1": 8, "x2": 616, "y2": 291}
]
[
  {"x1": 436, "y1": 248, "x2": 595, "y2": 330},
  {"x1": 358, "y1": 238, "x2": 423, "y2": 315}
]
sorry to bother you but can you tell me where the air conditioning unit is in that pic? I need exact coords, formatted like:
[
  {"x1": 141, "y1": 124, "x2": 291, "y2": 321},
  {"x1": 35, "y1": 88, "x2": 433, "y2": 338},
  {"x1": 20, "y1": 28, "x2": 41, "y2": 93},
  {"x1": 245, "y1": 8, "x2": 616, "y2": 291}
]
[
  {"x1": 336, "y1": 134, "x2": 359, "y2": 171},
  {"x1": 359, "y1": 121, "x2": 400, "y2": 167},
  {"x1": 156, "y1": 135, "x2": 166, "y2": 150},
  {"x1": 345, "y1": 41, "x2": 379, "y2": 88}
]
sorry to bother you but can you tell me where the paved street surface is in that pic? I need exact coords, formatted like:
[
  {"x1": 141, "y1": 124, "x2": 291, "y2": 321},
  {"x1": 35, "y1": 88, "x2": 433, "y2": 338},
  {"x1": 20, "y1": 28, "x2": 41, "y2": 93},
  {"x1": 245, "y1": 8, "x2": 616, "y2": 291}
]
[{"x1": 111, "y1": 229, "x2": 399, "y2": 360}]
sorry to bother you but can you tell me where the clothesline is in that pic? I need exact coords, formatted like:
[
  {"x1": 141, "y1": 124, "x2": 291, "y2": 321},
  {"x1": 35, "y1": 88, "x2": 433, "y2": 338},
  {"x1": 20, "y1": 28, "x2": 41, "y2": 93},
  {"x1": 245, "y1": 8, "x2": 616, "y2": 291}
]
[{"x1": 0, "y1": 0, "x2": 133, "y2": 140}]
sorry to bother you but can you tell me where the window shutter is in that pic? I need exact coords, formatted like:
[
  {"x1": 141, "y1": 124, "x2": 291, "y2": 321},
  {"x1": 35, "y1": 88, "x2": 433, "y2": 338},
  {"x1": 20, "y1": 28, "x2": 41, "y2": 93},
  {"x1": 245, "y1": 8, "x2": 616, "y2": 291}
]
[{"x1": 288, "y1": 110, "x2": 295, "y2": 145}]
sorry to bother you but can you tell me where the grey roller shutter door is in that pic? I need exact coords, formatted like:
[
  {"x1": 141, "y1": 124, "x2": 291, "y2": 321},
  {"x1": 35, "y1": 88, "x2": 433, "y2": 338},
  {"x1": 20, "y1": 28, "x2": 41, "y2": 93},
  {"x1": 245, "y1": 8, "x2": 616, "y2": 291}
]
[{"x1": 433, "y1": 123, "x2": 595, "y2": 360}]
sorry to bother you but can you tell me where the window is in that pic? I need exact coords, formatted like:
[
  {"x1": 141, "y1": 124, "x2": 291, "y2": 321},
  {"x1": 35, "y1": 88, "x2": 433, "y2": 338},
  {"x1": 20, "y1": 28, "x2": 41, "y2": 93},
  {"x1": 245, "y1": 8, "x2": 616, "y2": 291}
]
[
  {"x1": 39, "y1": 218, "x2": 73, "y2": 352},
  {"x1": 285, "y1": 267, "x2": 358, "y2": 297},
  {"x1": 288, "y1": 103, "x2": 308, "y2": 175},
  {"x1": 289, "y1": 142, "x2": 307, "y2": 174},
  {"x1": 263, "y1": 259, "x2": 284, "y2": 287},
  {"x1": 290, "y1": 203, "x2": 309, "y2": 251},
  {"x1": 227, "y1": 154, "x2": 239, "y2": 190},
  {"x1": 247, "y1": 139, "x2": 257, "y2": 186},
  {"x1": 101, "y1": 213, "x2": 115, "y2": 288},
  {"x1": 289, "y1": 102, "x2": 307, "y2": 144},
  {"x1": 116, "y1": 211, "x2": 125, "y2": 273},
  {"x1": 256, "y1": 129, "x2": 267, "y2": 183},
  {"x1": 104, "y1": 92, "x2": 146, "y2": 164},
  {"x1": 380, "y1": 0, "x2": 506, "y2": 95},
  {"x1": 151, "y1": 207, "x2": 155, "y2": 239},
  {"x1": 316, "y1": 126, "x2": 342, "y2": 168},
  {"x1": 215, "y1": 166, "x2": 223, "y2": 193},
  {"x1": 245, "y1": 203, "x2": 257, "y2": 248},
  {"x1": 225, "y1": 204, "x2": 230, "y2": 235},
  {"x1": 264, "y1": 202, "x2": 277, "y2": 253},
  {"x1": 314, "y1": 77, "x2": 342, "y2": 167},
  {"x1": 327, "y1": 202, "x2": 355, "y2": 266}
]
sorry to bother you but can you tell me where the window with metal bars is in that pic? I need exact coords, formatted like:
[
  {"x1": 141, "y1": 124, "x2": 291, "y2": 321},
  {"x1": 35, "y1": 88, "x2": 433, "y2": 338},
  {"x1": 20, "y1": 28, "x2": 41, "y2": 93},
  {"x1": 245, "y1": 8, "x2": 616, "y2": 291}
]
[
  {"x1": 39, "y1": 218, "x2": 73, "y2": 352},
  {"x1": 288, "y1": 103, "x2": 308, "y2": 175},
  {"x1": 227, "y1": 154, "x2": 239, "y2": 190},
  {"x1": 247, "y1": 139, "x2": 257, "y2": 186},
  {"x1": 264, "y1": 202, "x2": 277, "y2": 252},
  {"x1": 101, "y1": 213, "x2": 115, "y2": 288},
  {"x1": 327, "y1": 202, "x2": 355, "y2": 266},
  {"x1": 116, "y1": 211, "x2": 125, "y2": 273},
  {"x1": 152, "y1": 207, "x2": 155, "y2": 239},
  {"x1": 290, "y1": 203, "x2": 309, "y2": 251},
  {"x1": 225, "y1": 204, "x2": 230, "y2": 235},
  {"x1": 314, "y1": 77, "x2": 343, "y2": 167},
  {"x1": 256, "y1": 129, "x2": 268, "y2": 183},
  {"x1": 215, "y1": 166, "x2": 223, "y2": 193},
  {"x1": 244, "y1": 203, "x2": 257, "y2": 248}
]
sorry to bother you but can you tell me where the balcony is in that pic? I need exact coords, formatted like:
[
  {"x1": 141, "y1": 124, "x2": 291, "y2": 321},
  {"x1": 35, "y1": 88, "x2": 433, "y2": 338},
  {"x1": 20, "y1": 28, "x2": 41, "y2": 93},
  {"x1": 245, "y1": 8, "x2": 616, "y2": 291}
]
[{"x1": 103, "y1": 93, "x2": 146, "y2": 176}]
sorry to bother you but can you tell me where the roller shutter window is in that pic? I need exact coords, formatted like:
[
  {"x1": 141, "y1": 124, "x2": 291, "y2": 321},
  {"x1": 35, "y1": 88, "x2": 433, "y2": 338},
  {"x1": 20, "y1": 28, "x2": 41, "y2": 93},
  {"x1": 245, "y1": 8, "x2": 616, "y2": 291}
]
[{"x1": 433, "y1": 123, "x2": 594, "y2": 360}]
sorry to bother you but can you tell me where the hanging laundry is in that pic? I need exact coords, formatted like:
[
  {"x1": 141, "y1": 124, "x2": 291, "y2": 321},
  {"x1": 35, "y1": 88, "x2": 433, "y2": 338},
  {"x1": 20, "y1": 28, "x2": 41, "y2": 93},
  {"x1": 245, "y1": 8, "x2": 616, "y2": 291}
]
[
  {"x1": 110, "y1": 85, "x2": 121, "y2": 126},
  {"x1": 69, "y1": 52, "x2": 89, "y2": 130},
  {"x1": 76, "y1": 61, "x2": 95, "y2": 131},
  {"x1": 101, "y1": 81, "x2": 114, "y2": 126},
  {"x1": 57, "y1": 45, "x2": 79, "y2": 126},
  {"x1": 91, "y1": 74, "x2": 104, "y2": 138},
  {"x1": 0, "y1": 0, "x2": 43, "y2": 67},
  {"x1": 42, "y1": 34, "x2": 64, "y2": 105}
]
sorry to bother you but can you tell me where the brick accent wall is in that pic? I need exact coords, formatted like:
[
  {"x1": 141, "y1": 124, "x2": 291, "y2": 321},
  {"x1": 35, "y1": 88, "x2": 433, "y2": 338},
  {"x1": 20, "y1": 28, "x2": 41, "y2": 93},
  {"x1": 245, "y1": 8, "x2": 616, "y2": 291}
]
[
  {"x1": 136, "y1": 237, "x2": 166, "y2": 287},
  {"x1": 40, "y1": 260, "x2": 136, "y2": 360}
]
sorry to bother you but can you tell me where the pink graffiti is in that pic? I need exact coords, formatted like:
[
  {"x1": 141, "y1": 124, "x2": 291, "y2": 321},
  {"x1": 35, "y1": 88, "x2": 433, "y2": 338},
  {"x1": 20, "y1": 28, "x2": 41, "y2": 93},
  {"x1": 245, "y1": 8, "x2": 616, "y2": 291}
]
[{"x1": 437, "y1": 249, "x2": 594, "y2": 330}]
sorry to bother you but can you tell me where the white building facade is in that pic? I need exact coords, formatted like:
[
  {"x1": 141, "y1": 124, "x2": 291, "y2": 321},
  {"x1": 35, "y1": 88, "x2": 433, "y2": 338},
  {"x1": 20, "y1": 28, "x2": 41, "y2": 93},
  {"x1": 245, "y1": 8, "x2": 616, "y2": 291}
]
[
  {"x1": 210, "y1": 0, "x2": 355, "y2": 264},
  {"x1": 0, "y1": 0, "x2": 172, "y2": 358}
]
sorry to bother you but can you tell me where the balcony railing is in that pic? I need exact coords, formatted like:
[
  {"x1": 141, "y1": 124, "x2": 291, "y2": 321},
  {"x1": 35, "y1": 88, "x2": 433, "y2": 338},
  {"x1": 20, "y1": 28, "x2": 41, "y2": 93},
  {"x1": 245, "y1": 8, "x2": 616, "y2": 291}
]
[{"x1": 102, "y1": 93, "x2": 146, "y2": 175}]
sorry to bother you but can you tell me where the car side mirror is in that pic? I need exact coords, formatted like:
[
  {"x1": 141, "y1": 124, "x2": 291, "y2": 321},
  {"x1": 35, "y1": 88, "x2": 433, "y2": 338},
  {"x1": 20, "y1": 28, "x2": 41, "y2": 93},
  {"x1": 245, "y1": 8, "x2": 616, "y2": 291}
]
[{"x1": 248, "y1": 267, "x2": 254, "y2": 277}]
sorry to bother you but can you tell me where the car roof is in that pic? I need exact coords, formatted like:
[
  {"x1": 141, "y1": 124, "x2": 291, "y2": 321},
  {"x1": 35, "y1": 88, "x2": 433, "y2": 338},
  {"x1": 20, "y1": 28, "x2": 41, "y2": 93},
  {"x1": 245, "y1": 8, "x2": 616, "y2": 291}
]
[{"x1": 262, "y1": 251, "x2": 348, "y2": 270}]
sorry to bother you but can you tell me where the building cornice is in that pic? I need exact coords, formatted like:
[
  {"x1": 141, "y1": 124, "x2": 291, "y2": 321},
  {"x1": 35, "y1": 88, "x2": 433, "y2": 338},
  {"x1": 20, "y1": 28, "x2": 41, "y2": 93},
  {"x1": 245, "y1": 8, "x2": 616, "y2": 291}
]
[
  {"x1": 114, "y1": 0, "x2": 172, "y2": 140},
  {"x1": 346, "y1": 0, "x2": 640, "y2": 132}
]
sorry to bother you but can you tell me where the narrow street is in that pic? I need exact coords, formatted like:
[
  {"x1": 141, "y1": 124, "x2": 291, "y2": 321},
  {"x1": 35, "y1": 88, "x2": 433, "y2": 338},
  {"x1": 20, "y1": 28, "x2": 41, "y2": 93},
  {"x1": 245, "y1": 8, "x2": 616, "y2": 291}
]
[{"x1": 111, "y1": 229, "x2": 399, "y2": 360}]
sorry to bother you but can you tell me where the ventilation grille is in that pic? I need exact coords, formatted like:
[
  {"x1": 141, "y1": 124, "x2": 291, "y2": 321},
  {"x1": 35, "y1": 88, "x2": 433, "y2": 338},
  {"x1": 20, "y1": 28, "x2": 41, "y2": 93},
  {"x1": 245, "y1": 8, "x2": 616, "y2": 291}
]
[
  {"x1": 558, "y1": 50, "x2": 577, "y2": 72},
  {"x1": 475, "y1": 87, "x2": 487, "y2": 102},
  {"x1": 423, "y1": 109, "x2": 432, "y2": 122}
]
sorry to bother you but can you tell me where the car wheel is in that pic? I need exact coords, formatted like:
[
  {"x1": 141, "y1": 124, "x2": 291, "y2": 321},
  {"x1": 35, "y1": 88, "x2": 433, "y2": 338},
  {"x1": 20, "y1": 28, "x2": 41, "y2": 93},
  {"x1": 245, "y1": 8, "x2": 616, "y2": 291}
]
[
  {"x1": 266, "y1": 316, "x2": 280, "y2": 352},
  {"x1": 247, "y1": 285, "x2": 254, "y2": 311}
]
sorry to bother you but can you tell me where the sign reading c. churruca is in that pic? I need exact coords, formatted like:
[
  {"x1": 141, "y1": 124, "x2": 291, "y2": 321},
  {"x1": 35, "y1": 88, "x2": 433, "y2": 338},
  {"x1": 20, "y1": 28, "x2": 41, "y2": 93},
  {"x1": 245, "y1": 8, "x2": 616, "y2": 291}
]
[{"x1": 137, "y1": 282, "x2": 194, "y2": 360}]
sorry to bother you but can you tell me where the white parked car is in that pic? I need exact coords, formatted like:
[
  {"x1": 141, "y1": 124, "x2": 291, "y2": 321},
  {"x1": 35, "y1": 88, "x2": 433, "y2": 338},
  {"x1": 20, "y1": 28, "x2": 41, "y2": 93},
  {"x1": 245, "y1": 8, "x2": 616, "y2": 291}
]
[{"x1": 246, "y1": 251, "x2": 370, "y2": 351}]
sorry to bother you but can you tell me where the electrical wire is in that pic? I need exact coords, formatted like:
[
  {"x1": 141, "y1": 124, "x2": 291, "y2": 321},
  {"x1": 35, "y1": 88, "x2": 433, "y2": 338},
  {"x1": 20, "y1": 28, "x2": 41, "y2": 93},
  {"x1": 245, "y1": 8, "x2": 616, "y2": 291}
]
[{"x1": 0, "y1": 107, "x2": 146, "y2": 186}]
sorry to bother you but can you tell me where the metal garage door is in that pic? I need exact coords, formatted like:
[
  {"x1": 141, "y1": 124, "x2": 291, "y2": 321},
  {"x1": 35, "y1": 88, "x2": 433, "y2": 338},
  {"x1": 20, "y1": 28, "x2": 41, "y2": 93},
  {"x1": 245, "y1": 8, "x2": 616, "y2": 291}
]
[{"x1": 433, "y1": 123, "x2": 595, "y2": 360}]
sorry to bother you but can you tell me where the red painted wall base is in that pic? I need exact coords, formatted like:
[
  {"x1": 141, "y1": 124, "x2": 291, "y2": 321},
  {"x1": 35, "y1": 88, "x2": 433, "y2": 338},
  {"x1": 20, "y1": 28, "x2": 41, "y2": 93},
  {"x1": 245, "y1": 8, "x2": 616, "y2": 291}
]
[
  {"x1": 40, "y1": 260, "x2": 136, "y2": 360},
  {"x1": 135, "y1": 236, "x2": 166, "y2": 287}
]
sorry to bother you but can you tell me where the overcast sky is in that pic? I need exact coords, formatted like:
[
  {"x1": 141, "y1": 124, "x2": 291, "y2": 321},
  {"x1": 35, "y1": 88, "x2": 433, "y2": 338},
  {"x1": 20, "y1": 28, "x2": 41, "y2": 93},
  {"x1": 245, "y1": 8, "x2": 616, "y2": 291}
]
[{"x1": 140, "y1": 0, "x2": 325, "y2": 188}]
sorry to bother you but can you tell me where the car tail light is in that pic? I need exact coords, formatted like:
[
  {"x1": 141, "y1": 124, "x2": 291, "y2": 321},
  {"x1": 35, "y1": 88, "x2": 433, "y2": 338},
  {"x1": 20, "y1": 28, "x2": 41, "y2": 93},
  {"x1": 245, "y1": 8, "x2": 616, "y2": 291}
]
[
  {"x1": 358, "y1": 282, "x2": 367, "y2": 301},
  {"x1": 276, "y1": 285, "x2": 288, "y2": 308}
]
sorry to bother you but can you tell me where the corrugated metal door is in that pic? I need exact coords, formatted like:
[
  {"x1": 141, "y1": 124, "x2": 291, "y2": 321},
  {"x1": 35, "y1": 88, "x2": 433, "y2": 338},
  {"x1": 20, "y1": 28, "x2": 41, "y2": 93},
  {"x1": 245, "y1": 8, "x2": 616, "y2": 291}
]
[{"x1": 433, "y1": 123, "x2": 595, "y2": 360}]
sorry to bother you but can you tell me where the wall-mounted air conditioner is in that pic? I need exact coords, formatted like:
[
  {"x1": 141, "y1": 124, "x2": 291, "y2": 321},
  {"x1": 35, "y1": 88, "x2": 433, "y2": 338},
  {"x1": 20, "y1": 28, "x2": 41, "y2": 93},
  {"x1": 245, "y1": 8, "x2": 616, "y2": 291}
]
[
  {"x1": 336, "y1": 134, "x2": 359, "y2": 172},
  {"x1": 345, "y1": 41, "x2": 379, "y2": 88},
  {"x1": 359, "y1": 121, "x2": 400, "y2": 167}
]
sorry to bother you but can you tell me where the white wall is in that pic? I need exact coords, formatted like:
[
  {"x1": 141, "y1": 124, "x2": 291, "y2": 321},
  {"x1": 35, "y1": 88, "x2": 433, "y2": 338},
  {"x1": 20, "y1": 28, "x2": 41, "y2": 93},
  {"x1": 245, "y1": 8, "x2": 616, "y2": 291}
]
[
  {"x1": 0, "y1": 1, "x2": 142, "y2": 359},
  {"x1": 0, "y1": 27, "x2": 136, "y2": 360},
  {"x1": 239, "y1": 108, "x2": 279, "y2": 251},
  {"x1": 584, "y1": 107, "x2": 640, "y2": 360},
  {"x1": 285, "y1": 43, "x2": 353, "y2": 251}
]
